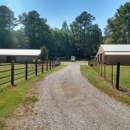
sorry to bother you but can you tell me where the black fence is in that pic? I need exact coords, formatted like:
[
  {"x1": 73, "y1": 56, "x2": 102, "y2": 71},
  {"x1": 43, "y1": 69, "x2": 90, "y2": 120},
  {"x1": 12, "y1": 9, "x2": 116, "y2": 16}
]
[
  {"x1": 0, "y1": 60, "x2": 60, "y2": 86},
  {"x1": 0, "y1": 63, "x2": 11, "y2": 86},
  {"x1": 88, "y1": 61, "x2": 124, "y2": 90}
]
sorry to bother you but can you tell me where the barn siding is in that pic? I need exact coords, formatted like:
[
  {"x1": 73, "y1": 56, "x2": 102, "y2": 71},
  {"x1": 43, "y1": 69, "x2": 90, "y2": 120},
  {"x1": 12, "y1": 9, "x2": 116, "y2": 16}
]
[
  {"x1": 96, "y1": 45, "x2": 130, "y2": 65},
  {"x1": 0, "y1": 56, "x2": 39, "y2": 62},
  {"x1": 0, "y1": 56, "x2": 6, "y2": 62},
  {"x1": 106, "y1": 55, "x2": 130, "y2": 65},
  {"x1": 96, "y1": 54, "x2": 130, "y2": 65},
  {"x1": 27, "y1": 56, "x2": 38, "y2": 62},
  {"x1": 16, "y1": 56, "x2": 38, "y2": 62}
]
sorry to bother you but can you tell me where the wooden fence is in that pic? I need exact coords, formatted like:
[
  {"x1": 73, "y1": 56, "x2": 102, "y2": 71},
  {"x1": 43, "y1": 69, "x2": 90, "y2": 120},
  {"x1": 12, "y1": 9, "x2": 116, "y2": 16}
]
[
  {"x1": 88, "y1": 61, "x2": 121, "y2": 90},
  {"x1": 0, "y1": 60, "x2": 60, "y2": 86}
]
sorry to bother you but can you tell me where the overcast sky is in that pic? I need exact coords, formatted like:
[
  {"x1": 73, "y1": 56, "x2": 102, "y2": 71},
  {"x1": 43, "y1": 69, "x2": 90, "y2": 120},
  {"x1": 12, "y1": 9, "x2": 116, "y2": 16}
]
[{"x1": 0, "y1": 0, "x2": 129, "y2": 35}]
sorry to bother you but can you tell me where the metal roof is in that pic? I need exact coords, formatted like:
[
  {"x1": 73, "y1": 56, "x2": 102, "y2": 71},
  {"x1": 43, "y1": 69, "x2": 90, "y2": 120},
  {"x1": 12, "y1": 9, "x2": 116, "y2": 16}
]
[
  {"x1": 101, "y1": 44, "x2": 130, "y2": 52},
  {"x1": 96, "y1": 44, "x2": 130, "y2": 55},
  {"x1": 0, "y1": 49, "x2": 41, "y2": 56}
]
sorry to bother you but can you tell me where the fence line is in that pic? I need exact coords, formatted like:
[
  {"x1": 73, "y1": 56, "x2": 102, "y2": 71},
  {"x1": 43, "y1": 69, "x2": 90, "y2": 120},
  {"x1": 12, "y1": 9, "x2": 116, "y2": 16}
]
[
  {"x1": 0, "y1": 60, "x2": 60, "y2": 87},
  {"x1": 88, "y1": 61, "x2": 121, "y2": 90}
]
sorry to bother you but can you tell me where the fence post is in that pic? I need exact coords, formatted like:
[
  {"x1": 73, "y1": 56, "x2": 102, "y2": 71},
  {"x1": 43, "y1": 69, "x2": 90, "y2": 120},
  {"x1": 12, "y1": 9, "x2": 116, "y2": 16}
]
[
  {"x1": 35, "y1": 61, "x2": 37, "y2": 76},
  {"x1": 97, "y1": 62, "x2": 98, "y2": 72},
  {"x1": 51, "y1": 61, "x2": 53, "y2": 68},
  {"x1": 101, "y1": 63, "x2": 102, "y2": 76},
  {"x1": 104, "y1": 63, "x2": 106, "y2": 79},
  {"x1": 11, "y1": 60, "x2": 14, "y2": 86},
  {"x1": 95, "y1": 62, "x2": 97, "y2": 72},
  {"x1": 42, "y1": 61, "x2": 44, "y2": 73},
  {"x1": 46, "y1": 61, "x2": 48, "y2": 71},
  {"x1": 94, "y1": 61, "x2": 96, "y2": 71},
  {"x1": 116, "y1": 62, "x2": 120, "y2": 89},
  {"x1": 54, "y1": 61, "x2": 55, "y2": 67},
  {"x1": 25, "y1": 61, "x2": 28, "y2": 80},
  {"x1": 49, "y1": 61, "x2": 51, "y2": 70},
  {"x1": 111, "y1": 63, "x2": 113, "y2": 86},
  {"x1": 52, "y1": 61, "x2": 54, "y2": 68},
  {"x1": 52, "y1": 61, "x2": 53, "y2": 68},
  {"x1": 98, "y1": 63, "x2": 100, "y2": 74}
]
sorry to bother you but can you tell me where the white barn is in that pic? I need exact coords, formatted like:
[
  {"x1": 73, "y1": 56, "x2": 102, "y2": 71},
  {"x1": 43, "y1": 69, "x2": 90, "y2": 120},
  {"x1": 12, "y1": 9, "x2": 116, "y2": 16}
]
[
  {"x1": 96, "y1": 44, "x2": 130, "y2": 65},
  {"x1": 0, "y1": 49, "x2": 41, "y2": 62}
]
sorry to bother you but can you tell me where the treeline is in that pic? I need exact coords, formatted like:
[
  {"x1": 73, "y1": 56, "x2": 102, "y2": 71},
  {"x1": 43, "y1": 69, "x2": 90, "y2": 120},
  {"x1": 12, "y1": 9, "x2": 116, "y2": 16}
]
[
  {"x1": 0, "y1": 5, "x2": 103, "y2": 59},
  {"x1": 104, "y1": 2, "x2": 130, "y2": 44}
]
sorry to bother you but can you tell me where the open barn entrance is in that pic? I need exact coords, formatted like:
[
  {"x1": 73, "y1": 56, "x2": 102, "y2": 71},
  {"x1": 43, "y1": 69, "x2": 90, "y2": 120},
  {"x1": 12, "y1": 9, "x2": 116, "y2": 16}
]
[{"x1": 6, "y1": 56, "x2": 16, "y2": 62}]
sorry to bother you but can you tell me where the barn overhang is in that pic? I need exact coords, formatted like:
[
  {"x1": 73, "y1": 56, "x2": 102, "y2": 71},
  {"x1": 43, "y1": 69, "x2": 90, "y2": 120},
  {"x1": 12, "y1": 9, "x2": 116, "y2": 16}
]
[{"x1": 104, "y1": 52, "x2": 130, "y2": 56}]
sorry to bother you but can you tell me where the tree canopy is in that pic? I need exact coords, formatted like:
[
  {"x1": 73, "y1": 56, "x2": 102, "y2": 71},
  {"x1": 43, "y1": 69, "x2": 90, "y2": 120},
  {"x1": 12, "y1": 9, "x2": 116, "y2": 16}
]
[
  {"x1": 0, "y1": 6, "x2": 104, "y2": 59},
  {"x1": 0, "y1": 6, "x2": 18, "y2": 48},
  {"x1": 104, "y1": 2, "x2": 130, "y2": 44},
  {"x1": 70, "y1": 11, "x2": 102, "y2": 58}
]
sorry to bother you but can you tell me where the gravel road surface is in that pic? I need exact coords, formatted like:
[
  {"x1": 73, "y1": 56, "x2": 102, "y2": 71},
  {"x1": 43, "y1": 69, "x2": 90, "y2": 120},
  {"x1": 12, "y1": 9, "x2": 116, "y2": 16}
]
[{"x1": 6, "y1": 62, "x2": 130, "y2": 130}]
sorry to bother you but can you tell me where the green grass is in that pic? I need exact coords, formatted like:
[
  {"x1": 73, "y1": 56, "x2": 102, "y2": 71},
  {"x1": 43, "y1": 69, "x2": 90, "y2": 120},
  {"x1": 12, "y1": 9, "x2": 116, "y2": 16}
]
[
  {"x1": 91, "y1": 64, "x2": 130, "y2": 92},
  {"x1": 23, "y1": 96, "x2": 39, "y2": 106},
  {"x1": 81, "y1": 65, "x2": 130, "y2": 106},
  {"x1": 0, "y1": 64, "x2": 65, "y2": 130},
  {"x1": 0, "y1": 120, "x2": 6, "y2": 129},
  {"x1": 0, "y1": 63, "x2": 47, "y2": 94},
  {"x1": 0, "y1": 63, "x2": 45, "y2": 86}
]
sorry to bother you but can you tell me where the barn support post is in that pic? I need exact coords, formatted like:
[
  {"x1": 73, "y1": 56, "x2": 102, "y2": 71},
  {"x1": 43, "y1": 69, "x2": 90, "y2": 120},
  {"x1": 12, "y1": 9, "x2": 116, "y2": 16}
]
[
  {"x1": 35, "y1": 61, "x2": 37, "y2": 76},
  {"x1": 116, "y1": 62, "x2": 120, "y2": 89},
  {"x1": 25, "y1": 61, "x2": 28, "y2": 80},
  {"x1": 11, "y1": 60, "x2": 14, "y2": 86}
]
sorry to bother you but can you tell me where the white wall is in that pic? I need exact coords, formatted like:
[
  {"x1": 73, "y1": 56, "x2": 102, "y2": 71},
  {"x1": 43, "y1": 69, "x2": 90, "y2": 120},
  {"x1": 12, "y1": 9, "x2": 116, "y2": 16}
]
[
  {"x1": 16, "y1": 56, "x2": 38, "y2": 62},
  {"x1": 27, "y1": 56, "x2": 38, "y2": 62}
]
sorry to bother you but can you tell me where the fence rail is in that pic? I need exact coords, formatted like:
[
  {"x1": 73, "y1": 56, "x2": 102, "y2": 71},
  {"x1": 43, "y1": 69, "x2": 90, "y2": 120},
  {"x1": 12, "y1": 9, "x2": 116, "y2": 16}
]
[
  {"x1": 88, "y1": 60, "x2": 130, "y2": 92},
  {"x1": 0, "y1": 60, "x2": 60, "y2": 87}
]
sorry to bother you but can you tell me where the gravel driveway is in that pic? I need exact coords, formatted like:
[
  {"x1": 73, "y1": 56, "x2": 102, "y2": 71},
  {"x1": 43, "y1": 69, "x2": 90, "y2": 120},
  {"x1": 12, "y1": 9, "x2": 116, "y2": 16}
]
[{"x1": 6, "y1": 62, "x2": 130, "y2": 130}]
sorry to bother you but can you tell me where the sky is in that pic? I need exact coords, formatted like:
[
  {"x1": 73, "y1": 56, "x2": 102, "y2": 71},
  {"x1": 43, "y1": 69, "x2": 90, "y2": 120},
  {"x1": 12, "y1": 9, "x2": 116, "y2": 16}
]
[{"x1": 0, "y1": 0, "x2": 129, "y2": 35}]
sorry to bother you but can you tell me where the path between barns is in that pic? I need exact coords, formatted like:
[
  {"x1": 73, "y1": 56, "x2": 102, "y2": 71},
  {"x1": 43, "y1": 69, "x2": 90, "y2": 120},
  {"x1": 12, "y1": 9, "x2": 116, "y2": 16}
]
[{"x1": 6, "y1": 62, "x2": 130, "y2": 130}]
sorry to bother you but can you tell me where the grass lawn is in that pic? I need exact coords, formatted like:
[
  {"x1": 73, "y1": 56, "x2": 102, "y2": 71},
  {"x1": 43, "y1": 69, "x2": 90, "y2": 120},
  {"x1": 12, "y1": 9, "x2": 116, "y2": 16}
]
[
  {"x1": 0, "y1": 63, "x2": 47, "y2": 94},
  {"x1": 92, "y1": 63, "x2": 130, "y2": 92},
  {"x1": 81, "y1": 65, "x2": 130, "y2": 106},
  {"x1": 0, "y1": 64, "x2": 65, "y2": 130}
]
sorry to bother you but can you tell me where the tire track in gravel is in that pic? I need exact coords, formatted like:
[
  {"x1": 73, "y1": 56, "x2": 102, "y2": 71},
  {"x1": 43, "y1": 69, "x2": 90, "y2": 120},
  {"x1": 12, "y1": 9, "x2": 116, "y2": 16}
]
[{"x1": 5, "y1": 62, "x2": 130, "y2": 130}]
